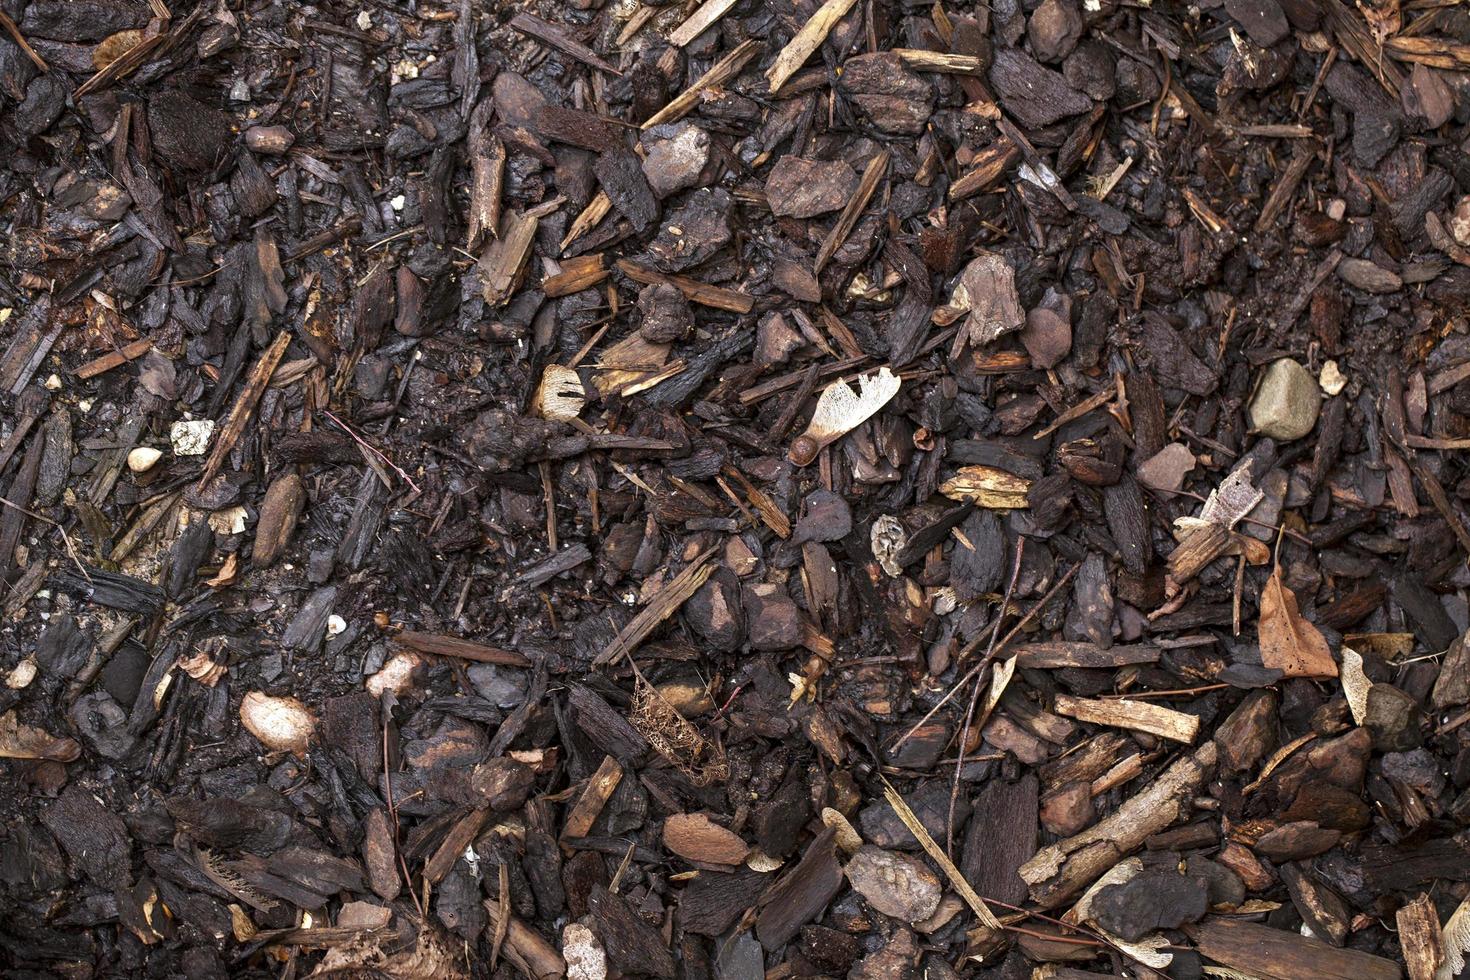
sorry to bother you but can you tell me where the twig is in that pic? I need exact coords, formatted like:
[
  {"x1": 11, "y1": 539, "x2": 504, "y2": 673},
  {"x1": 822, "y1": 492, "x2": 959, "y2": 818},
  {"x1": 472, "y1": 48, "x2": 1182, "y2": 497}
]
[
  {"x1": 948, "y1": 537, "x2": 1024, "y2": 855},
  {"x1": 322, "y1": 409, "x2": 421, "y2": 494},
  {"x1": 0, "y1": 10, "x2": 47, "y2": 71},
  {"x1": 0, "y1": 496, "x2": 90, "y2": 582},
  {"x1": 895, "y1": 560, "x2": 1080, "y2": 749}
]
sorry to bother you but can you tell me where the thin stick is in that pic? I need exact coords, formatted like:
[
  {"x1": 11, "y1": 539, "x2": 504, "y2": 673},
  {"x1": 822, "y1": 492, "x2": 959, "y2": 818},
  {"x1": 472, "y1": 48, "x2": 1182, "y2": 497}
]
[
  {"x1": 322, "y1": 409, "x2": 421, "y2": 494},
  {"x1": 0, "y1": 10, "x2": 46, "y2": 70},
  {"x1": 894, "y1": 560, "x2": 1080, "y2": 749},
  {"x1": 947, "y1": 537, "x2": 1024, "y2": 855},
  {"x1": 0, "y1": 495, "x2": 90, "y2": 582}
]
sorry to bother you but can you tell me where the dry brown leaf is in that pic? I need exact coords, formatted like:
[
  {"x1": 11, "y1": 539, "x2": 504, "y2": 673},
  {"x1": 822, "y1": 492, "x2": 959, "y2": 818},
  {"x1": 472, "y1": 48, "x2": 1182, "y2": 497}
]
[
  {"x1": 1258, "y1": 565, "x2": 1337, "y2": 677},
  {"x1": 663, "y1": 813, "x2": 748, "y2": 865},
  {"x1": 0, "y1": 710, "x2": 81, "y2": 762}
]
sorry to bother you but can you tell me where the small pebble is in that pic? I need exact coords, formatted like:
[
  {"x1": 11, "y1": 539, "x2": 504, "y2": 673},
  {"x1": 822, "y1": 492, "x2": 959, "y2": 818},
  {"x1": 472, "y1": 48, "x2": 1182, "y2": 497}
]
[
  {"x1": 843, "y1": 845, "x2": 942, "y2": 922},
  {"x1": 1248, "y1": 359, "x2": 1321, "y2": 441},
  {"x1": 1319, "y1": 359, "x2": 1347, "y2": 396},
  {"x1": 170, "y1": 419, "x2": 215, "y2": 456},
  {"x1": 127, "y1": 447, "x2": 163, "y2": 472}
]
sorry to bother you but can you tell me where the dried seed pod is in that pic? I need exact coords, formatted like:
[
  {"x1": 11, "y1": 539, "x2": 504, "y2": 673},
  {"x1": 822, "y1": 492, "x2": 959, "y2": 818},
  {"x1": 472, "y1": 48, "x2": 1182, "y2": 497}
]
[
  {"x1": 1057, "y1": 436, "x2": 1123, "y2": 486},
  {"x1": 254, "y1": 472, "x2": 305, "y2": 566},
  {"x1": 240, "y1": 692, "x2": 315, "y2": 755},
  {"x1": 535, "y1": 364, "x2": 587, "y2": 422},
  {"x1": 789, "y1": 367, "x2": 901, "y2": 466}
]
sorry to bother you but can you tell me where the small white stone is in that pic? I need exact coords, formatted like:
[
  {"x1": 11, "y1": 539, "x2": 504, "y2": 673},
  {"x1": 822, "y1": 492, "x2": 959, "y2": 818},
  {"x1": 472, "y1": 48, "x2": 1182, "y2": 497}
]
[
  {"x1": 356, "y1": 9, "x2": 372, "y2": 29},
  {"x1": 1319, "y1": 359, "x2": 1348, "y2": 396},
  {"x1": 5, "y1": 659, "x2": 37, "y2": 689},
  {"x1": 390, "y1": 194, "x2": 405, "y2": 211},
  {"x1": 77, "y1": 399, "x2": 93, "y2": 412},
  {"x1": 563, "y1": 923, "x2": 607, "y2": 980},
  {"x1": 127, "y1": 447, "x2": 163, "y2": 473},
  {"x1": 171, "y1": 418, "x2": 215, "y2": 455},
  {"x1": 327, "y1": 614, "x2": 347, "y2": 637},
  {"x1": 44, "y1": 374, "x2": 62, "y2": 391}
]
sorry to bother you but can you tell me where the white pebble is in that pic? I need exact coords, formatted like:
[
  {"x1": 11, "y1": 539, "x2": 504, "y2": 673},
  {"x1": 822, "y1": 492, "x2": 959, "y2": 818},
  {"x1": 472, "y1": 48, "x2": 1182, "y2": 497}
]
[
  {"x1": 127, "y1": 447, "x2": 163, "y2": 473},
  {"x1": 171, "y1": 419, "x2": 215, "y2": 455}
]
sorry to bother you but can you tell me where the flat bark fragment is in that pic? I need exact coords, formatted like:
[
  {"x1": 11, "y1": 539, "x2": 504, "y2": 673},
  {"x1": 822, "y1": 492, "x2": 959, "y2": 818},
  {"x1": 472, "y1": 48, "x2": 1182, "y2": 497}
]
[{"x1": 1186, "y1": 917, "x2": 1402, "y2": 980}]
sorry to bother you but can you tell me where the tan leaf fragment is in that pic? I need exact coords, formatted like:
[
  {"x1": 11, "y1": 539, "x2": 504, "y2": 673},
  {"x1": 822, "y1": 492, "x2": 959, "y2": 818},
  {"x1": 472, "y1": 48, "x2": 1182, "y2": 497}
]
[
  {"x1": 789, "y1": 367, "x2": 901, "y2": 465},
  {"x1": 1340, "y1": 647, "x2": 1372, "y2": 725},
  {"x1": 0, "y1": 710, "x2": 81, "y2": 762},
  {"x1": 1258, "y1": 566, "x2": 1337, "y2": 678}
]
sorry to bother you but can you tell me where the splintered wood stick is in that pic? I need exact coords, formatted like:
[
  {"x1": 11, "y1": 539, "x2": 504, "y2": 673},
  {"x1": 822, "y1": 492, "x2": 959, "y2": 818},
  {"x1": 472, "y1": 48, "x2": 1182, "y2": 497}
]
[
  {"x1": 74, "y1": 339, "x2": 153, "y2": 379},
  {"x1": 594, "y1": 550, "x2": 717, "y2": 665},
  {"x1": 814, "y1": 149, "x2": 888, "y2": 274},
  {"x1": 509, "y1": 12, "x2": 621, "y2": 76},
  {"x1": 881, "y1": 779, "x2": 1004, "y2": 932},
  {"x1": 643, "y1": 38, "x2": 760, "y2": 129},
  {"x1": 615, "y1": 259, "x2": 754, "y2": 313},
  {"x1": 766, "y1": 0, "x2": 859, "y2": 94},
  {"x1": 892, "y1": 49, "x2": 987, "y2": 73},
  {"x1": 481, "y1": 901, "x2": 567, "y2": 979},
  {"x1": 394, "y1": 630, "x2": 531, "y2": 667},
  {"x1": 1052, "y1": 694, "x2": 1200, "y2": 744},
  {"x1": 481, "y1": 211, "x2": 539, "y2": 305},
  {"x1": 198, "y1": 330, "x2": 291, "y2": 489},
  {"x1": 670, "y1": 0, "x2": 739, "y2": 47},
  {"x1": 1018, "y1": 741, "x2": 1217, "y2": 909},
  {"x1": 561, "y1": 755, "x2": 623, "y2": 843},
  {"x1": 948, "y1": 138, "x2": 1021, "y2": 202}
]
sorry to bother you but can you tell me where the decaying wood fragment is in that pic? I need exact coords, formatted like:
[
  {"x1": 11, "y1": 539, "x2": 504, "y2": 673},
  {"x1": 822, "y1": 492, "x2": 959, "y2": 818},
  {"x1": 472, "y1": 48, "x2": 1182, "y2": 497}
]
[
  {"x1": 1395, "y1": 893, "x2": 1441, "y2": 980},
  {"x1": 198, "y1": 330, "x2": 292, "y2": 489},
  {"x1": 481, "y1": 211, "x2": 540, "y2": 306},
  {"x1": 1186, "y1": 917, "x2": 1402, "y2": 980},
  {"x1": 1019, "y1": 741, "x2": 1217, "y2": 908},
  {"x1": 1053, "y1": 694, "x2": 1200, "y2": 744}
]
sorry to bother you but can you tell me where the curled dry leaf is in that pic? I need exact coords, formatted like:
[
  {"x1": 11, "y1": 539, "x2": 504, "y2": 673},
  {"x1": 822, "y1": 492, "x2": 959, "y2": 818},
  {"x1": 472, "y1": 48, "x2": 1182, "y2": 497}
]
[
  {"x1": 1340, "y1": 647, "x2": 1371, "y2": 725},
  {"x1": 240, "y1": 692, "x2": 316, "y2": 754},
  {"x1": 535, "y1": 364, "x2": 587, "y2": 421},
  {"x1": 177, "y1": 650, "x2": 227, "y2": 687},
  {"x1": 0, "y1": 710, "x2": 81, "y2": 762},
  {"x1": 1258, "y1": 566, "x2": 1337, "y2": 678},
  {"x1": 788, "y1": 367, "x2": 901, "y2": 466},
  {"x1": 939, "y1": 465, "x2": 1032, "y2": 508}
]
